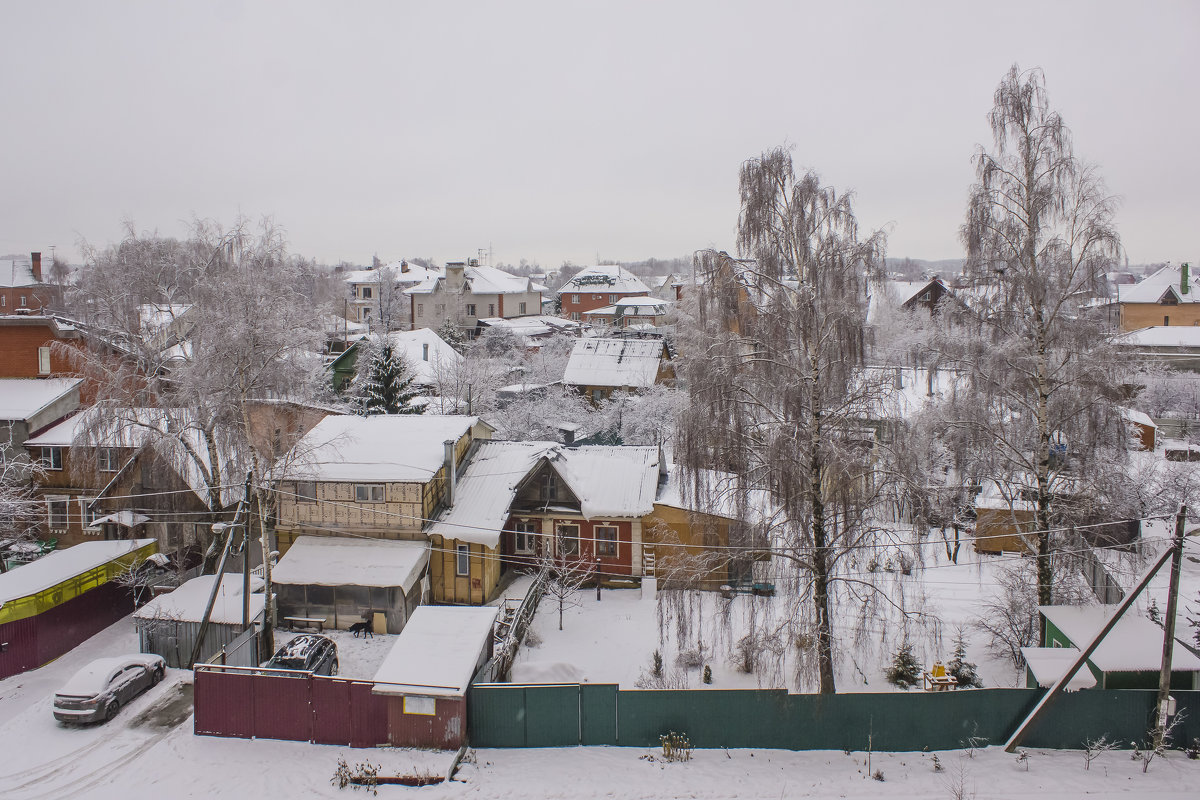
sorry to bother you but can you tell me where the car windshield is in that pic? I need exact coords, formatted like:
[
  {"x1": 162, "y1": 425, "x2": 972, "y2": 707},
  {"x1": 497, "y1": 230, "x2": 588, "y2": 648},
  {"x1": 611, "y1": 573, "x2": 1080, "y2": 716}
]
[{"x1": 271, "y1": 636, "x2": 323, "y2": 668}]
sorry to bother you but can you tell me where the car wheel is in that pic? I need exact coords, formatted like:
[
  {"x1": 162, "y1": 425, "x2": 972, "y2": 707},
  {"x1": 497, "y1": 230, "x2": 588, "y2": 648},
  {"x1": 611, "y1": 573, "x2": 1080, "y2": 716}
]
[
  {"x1": 331, "y1": 659, "x2": 339, "y2": 676},
  {"x1": 152, "y1": 667, "x2": 164, "y2": 686},
  {"x1": 105, "y1": 700, "x2": 120, "y2": 721}
]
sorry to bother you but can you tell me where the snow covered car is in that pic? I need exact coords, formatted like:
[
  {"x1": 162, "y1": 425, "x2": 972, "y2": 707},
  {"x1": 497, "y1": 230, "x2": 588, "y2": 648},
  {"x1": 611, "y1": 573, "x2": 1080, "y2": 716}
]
[
  {"x1": 264, "y1": 634, "x2": 338, "y2": 675},
  {"x1": 53, "y1": 654, "x2": 166, "y2": 724}
]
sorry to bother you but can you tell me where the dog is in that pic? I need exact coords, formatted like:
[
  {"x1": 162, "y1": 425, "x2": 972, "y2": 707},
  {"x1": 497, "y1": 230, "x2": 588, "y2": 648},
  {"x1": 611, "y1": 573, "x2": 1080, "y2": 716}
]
[{"x1": 349, "y1": 620, "x2": 373, "y2": 638}]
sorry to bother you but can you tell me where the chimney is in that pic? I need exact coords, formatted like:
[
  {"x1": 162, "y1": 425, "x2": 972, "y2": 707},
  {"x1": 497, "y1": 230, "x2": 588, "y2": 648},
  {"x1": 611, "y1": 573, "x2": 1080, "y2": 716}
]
[
  {"x1": 400, "y1": 260, "x2": 409, "y2": 274},
  {"x1": 557, "y1": 422, "x2": 579, "y2": 446},
  {"x1": 443, "y1": 439, "x2": 456, "y2": 507},
  {"x1": 31, "y1": 252, "x2": 42, "y2": 283},
  {"x1": 1184, "y1": 263, "x2": 1192, "y2": 296}
]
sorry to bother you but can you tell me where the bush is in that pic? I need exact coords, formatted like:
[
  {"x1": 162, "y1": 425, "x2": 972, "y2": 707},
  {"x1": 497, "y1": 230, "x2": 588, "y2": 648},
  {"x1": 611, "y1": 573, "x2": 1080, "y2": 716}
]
[
  {"x1": 652, "y1": 649, "x2": 663, "y2": 678},
  {"x1": 885, "y1": 642, "x2": 922, "y2": 690},
  {"x1": 702, "y1": 665, "x2": 713, "y2": 684},
  {"x1": 676, "y1": 647, "x2": 704, "y2": 669}
]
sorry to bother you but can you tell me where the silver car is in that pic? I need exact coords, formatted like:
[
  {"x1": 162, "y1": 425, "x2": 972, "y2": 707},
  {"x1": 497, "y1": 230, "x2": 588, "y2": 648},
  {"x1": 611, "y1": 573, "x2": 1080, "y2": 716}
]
[{"x1": 53, "y1": 654, "x2": 166, "y2": 724}]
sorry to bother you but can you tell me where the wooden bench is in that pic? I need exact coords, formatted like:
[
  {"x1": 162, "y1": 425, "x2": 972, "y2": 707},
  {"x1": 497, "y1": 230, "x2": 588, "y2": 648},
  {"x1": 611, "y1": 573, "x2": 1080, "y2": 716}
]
[
  {"x1": 283, "y1": 616, "x2": 327, "y2": 633},
  {"x1": 924, "y1": 662, "x2": 958, "y2": 691}
]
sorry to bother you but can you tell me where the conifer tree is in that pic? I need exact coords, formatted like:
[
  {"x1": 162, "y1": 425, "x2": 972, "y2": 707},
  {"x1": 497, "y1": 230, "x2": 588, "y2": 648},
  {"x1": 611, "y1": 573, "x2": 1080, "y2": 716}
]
[
  {"x1": 885, "y1": 642, "x2": 922, "y2": 690},
  {"x1": 359, "y1": 340, "x2": 424, "y2": 415},
  {"x1": 947, "y1": 629, "x2": 982, "y2": 688}
]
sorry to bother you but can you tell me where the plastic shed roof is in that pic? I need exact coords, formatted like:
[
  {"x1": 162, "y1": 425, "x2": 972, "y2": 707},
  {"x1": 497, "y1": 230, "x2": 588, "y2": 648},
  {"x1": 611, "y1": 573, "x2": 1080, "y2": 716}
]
[
  {"x1": 134, "y1": 574, "x2": 265, "y2": 625},
  {"x1": 372, "y1": 605, "x2": 498, "y2": 697},
  {"x1": 271, "y1": 536, "x2": 428, "y2": 592},
  {"x1": 0, "y1": 539, "x2": 156, "y2": 604}
]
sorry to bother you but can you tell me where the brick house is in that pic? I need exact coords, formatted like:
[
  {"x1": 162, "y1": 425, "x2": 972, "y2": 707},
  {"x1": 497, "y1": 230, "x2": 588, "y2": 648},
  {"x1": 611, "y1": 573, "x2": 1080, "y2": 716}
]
[
  {"x1": 0, "y1": 252, "x2": 52, "y2": 313},
  {"x1": 406, "y1": 261, "x2": 545, "y2": 336},
  {"x1": 1116, "y1": 264, "x2": 1200, "y2": 331},
  {"x1": 557, "y1": 265, "x2": 651, "y2": 318}
]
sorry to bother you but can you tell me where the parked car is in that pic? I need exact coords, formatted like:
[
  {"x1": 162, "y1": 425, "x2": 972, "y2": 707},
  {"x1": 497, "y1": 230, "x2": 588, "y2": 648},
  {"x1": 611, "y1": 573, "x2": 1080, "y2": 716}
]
[
  {"x1": 53, "y1": 654, "x2": 166, "y2": 724},
  {"x1": 264, "y1": 634, "x2": 338, "y2": 675}
]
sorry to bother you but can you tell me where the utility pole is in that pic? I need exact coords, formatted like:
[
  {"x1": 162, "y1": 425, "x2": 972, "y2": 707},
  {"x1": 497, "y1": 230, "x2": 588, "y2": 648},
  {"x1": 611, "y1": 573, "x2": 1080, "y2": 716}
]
[
  {"x1": 257, "y1": 482, "x2": 276, "y2": 657},
  {"x1": 1153, "y1": 505, "x2": 1187, "y2": 751}
]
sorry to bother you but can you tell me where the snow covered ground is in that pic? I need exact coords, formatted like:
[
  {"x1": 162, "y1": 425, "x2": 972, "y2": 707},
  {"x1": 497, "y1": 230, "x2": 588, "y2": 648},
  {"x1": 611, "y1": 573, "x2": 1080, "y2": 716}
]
[
  {"x1": 272, "y1": 627, "x2": 398, "y2": 679},
  {"x1": 510, "y1": 539, "x2": 1029, "y2": 692}
]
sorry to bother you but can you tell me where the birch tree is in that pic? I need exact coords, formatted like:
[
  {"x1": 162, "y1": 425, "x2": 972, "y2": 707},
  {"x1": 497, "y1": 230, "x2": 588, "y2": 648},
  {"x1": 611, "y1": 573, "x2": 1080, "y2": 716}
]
[
  {"x1": 956, "y1": 65, "x2": 1126, "y2": 610},
  {"x1": 677, "y1": 147, "x2": 886, "y2": 694}
]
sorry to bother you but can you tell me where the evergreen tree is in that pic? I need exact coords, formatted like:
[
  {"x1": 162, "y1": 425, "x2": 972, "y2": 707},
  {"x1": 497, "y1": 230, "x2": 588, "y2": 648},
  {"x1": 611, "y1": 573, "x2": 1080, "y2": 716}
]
[
  {"x1": 885, "y1": 642, "x2": 922, "y2": 690},
  {"x1": 946, "y1": 630, "x2": 983, "y2": 688},
  {"x1": 436, "y1": 319, "x2": 467, "y2": 354},
  {"x1": 359, "y1": 340, "x2": 424, "y2": 415}
]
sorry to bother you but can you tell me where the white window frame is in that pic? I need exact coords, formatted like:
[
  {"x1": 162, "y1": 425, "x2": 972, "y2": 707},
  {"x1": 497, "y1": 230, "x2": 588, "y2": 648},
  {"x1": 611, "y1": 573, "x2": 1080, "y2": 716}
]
[
  {"x1": 355, "y1": 484, "x2": 385, "y2": 503},
  {"x1": 46, "y1": 496, "x2": 69, "y2": 529},
  {"x1": 514, "y1": 521, "x2": 538, "y2": 554},
  {"x1": 610, "y1": 294, "x2": 618, "y2": 304},
  {"x1": 570, "y1": 294, "x2": 579, "y2": 304},
  {"x1": 20, "y1": 295, "x2": 27, "y2": 307},
  {"x1": 595, "y1": 525, "x2": 618, "y2": 557},
  {"x1": 466, "y1": 303, "x2": 477, "y2": 316},
  {"x1": 557, "y1": 524, "x2": 580, "y2": 556},
  {"x1": 38, "y1": 346, "x2": 51, "y2": 375},
  {"x1": 77, "y1": 497, "x2": 98, "y2": 528},
  {"x1": 98, "y1": 447, "x2": 120, "y2": 472},
  {"x1": 518, "y1": 302, "x2": 527, "y2": 315},
  {"x1": 42, "y1": 446, "x2": 63, "y2": 471},
  {"x1": 456, "y1": 544, "x2": 470, "y2": 576}
]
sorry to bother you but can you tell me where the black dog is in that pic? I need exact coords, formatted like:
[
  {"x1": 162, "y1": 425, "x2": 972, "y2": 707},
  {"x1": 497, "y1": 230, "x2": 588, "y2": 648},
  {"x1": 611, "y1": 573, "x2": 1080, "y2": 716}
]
[{"x1": 349, "y1": 620, "x2": 373, "y2": 638}]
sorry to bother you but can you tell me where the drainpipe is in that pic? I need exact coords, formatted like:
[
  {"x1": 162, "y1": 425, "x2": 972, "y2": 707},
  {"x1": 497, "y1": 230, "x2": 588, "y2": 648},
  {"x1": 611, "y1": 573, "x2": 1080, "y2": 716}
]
[{"x1": 443, "y1": 439, "x2": 456, "y2": 508}]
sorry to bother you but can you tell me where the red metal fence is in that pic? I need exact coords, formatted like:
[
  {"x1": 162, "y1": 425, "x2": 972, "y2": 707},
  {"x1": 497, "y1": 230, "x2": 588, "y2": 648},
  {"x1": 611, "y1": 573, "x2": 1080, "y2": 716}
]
[{"x1": 194, "y1": 664, "x2": 388, "y2": 748}]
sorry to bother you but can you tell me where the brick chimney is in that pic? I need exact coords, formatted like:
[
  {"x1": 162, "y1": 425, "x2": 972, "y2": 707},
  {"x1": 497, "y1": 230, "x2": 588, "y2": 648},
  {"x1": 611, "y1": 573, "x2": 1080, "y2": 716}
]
[{"x1": 31, "y1": 252, "x2": 42, "y2": 283}]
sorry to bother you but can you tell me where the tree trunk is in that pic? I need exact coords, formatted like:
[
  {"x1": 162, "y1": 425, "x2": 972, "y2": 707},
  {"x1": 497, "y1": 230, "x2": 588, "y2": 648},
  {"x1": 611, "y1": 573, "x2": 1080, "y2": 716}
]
[{"x1": 810, "y1": 381, "x2": 836, "y2": 694}]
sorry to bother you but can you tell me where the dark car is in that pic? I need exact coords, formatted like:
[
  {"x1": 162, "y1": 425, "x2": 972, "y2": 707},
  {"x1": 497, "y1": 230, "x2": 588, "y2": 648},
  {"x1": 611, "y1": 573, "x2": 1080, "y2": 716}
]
[
  {"x1": 53, "y1": 654, "x2": 166, "y2": 724},
  {"x1": 264, "y1": 634, "x2": 338, "y2": 675}
]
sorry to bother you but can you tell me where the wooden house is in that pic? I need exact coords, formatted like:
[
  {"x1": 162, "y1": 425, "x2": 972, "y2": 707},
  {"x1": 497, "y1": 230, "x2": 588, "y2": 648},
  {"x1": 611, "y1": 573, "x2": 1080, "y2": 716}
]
[
  {"x1": 1116, "y1": 264, "x2": 1200, "y2": 331},
  {"x1": 562, "y1": 337, "x2": 674, "y2": 403}
]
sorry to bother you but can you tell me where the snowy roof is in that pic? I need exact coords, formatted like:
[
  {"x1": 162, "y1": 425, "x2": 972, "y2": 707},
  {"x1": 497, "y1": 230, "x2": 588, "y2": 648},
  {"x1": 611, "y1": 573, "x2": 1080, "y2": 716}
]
[
  {"x1": 557, "y1": 265, "x2": 650, "y2": 296},
  {"x1": 0, "y1": 377, "x2": 81, "y2": 421},
  {"x1": 428, "y1": 441, "x2": 557, "y2": 546},
  {"x1": 286, "y1": 414, "x2": 483, "y2": 483},
  {"x1": 134, "y1": 574, "x2": 264, "y2": 625},
  {"x1": 859, "y1": 367, "x2": 970, "y2": 420},
  {"x1": 272, "y1": 536, "x2": 428, "y2": 592},
  {"x1": 477, "y1": 315, "x2": 581, "y2": 339},
  {"x1": 323, "y1": 314, "x2": 368, "y2": 337},
  {"x1": 0, "y1": 255, "x2": 42, "y2": 288},
  {"x1": 1117, "y1": 266, "x2": 1200, "y2": 304},
  {"x1": 1120, "y1": 407, "x2": 1156, "y2": 428},
  {"x1": 582, "y1": 296, "x2": 672, "y2": 317},
  {"x1": 137, "y1": 303, "x2": 192, "y2": 332},
  {"x1": 1020, "y1": 647, "x2": 1098, "y2": 690},
  {"x1": 372, "y1": 605, "x2": 498, "y2": 697},
  {"x1": 1038, "y1": 605, "x2": 1200, "y2": 673},
  {"x1": 0, "y1": 539, "x2": 156, "y2": 604},
  {"x1": 402, "y1": 265, "x2": 544, "y2": 296},
  {"x1": 91, "y1": 511, "x2": 150, "y2": 527},
  {"x1": 656, "y1": 468, "x2": 779, "y2": 527},
  {"x1": 343, "y1": 263, "x2": 442, "y2": 286},
  {"x1": 562, "y1": 338, "x2": 668, "y2": 389},
  {"x1": 379, "y1": 328, "x2": 463, "y2": 386},
  {"x1": 1112, "y1": 326, "x2": 1200, "y2": 348},
  {"x1": 428, "y1": 442, "x2": 662, "y2": 546}
]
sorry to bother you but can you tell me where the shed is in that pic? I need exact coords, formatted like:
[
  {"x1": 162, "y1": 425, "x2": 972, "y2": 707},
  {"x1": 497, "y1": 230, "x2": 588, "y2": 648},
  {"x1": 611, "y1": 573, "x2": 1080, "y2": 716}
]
[
  {"x1": 371, "y1": 605, "x2": 498, "y2": 749},
  {"x1": 973, "y1": 482, "x2": 1036, "y2": 554},
  {"x1": 272, "y1": 535, "x2": 428, "y2": 634},
  {"x1": 133, "y1": 574, "x2": 265, "y2": 668},
  {"x1": 0, "y1": 538, "x2": 156, "y2": 679},
  {"x1": 1039, "y1": 605, "x2": 1200, "y2": 690},
  {"x1": 1020, "y1": 646, "x2": 1098, "y2": 690}
]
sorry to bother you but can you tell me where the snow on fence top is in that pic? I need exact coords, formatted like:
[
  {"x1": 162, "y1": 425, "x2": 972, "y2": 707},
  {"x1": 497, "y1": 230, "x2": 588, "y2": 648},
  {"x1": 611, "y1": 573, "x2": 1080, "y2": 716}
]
[
  {"x1": 271, "y1": 535, "x2": 428, "y2": 592},
  {"x1": 1038, "y1": 605, "x2": 1200, "y2": 673},
  {"x1": 287, "y1": 414, "x2": 483, "y2": 482},
  {"x1": 562, "y1": 338, "x2": 667, "y2": 389},
  {"x1": 0, "y1": 538, "x2": 156, "y2": 604},
  {"x1": 134, "y1": 574, "x2": 264, "y2": 625},
  {"x1": 1020, "y1": 646, "x2": 1098, "y2": 690},
  {"x1": 0, "y1": 377, "x2": 81, "y2": 421},
  {"x1": 372, "y1": 605, "x2": 499, "y2": 697}
]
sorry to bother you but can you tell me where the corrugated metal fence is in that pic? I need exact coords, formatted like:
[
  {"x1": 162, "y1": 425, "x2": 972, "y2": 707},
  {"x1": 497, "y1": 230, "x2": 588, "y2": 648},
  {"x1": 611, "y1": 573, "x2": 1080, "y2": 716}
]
[
  {"x1": 468, "y1": 684, "x2": 1200, "y2": 751},
  {"x1": 193, "y1": 664, "x2": 388, "y2": 747}
]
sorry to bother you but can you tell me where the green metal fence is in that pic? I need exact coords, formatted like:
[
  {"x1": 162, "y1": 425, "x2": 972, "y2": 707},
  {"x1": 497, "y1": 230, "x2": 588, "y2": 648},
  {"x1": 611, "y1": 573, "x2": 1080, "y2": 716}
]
[{"x1": 468, "y1": 684, "x2": 1200, "y2": 751}]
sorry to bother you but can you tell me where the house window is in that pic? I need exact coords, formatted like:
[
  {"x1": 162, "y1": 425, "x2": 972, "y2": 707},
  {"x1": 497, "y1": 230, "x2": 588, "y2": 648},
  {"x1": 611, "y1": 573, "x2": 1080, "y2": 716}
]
[
  {"x1": 417, "y1": 303, "x2": 424, "y2": 317},
  {"x1": 422, "y1": 343, "x2": 429, "y2": 361},
  {"x1": 488, "y1": 303, "x2": 495, "y2": 317},
  {"x1": 355, "y1": 484, "x2": 385, "y2": 503},
  {"x1": 595, "y1": 525, "x2": 618, "y2": 557},
  {"x1": 361, "y1": 287, "x2": 372, "y2": 299},
  {"x1": 571, "y1": 294, "x2": 579, "y2": 304},
  {"x1": 1165, "y1": 315, "x2": 1170, "y2": 326},
  {"x1": 466, "y1": 303, "x2": 477, "y2": 316},
  {"x1": 1, "y1": 295, "x2": 5, "y2": 307},
  {"x1": 42, "y1": 447, "x2": 63, "y2": 471},
  {"x1": 362, "y1": 307, "x2": 372, "y2": 321},
  {"x1": 295, "y1": 481, "x2": 318, "y2": 502},
  {"x1": 920, "y1": 292, "x2": 931, "y2": 302},
  {"x1": 38, "y1": 346, "x2": 51, "y2": 375},
  {"x1": 610, "y1": 294, "x2": 618, "y2": 304},
  {"x1": 570, "y1": 312, "x2": 581, "y2": 321},
  {"x1": 514, "y1": 521, "x2": 538, "y2": 554},
  {"x1": 20, "y1": 295, "x2": 27, "y2": 307},
  {"x1": 456, "y1": 544, "x2": 470, "y2": 576},
  {"x1": 77, "y1": 497, "x2": 98, "y2": 527},
  {"x1": 47, "y1": 497, "x2": 68, "y2": 528},
  {"x1": 591, "y1": 388, "x2": 607, "y2": 403},
  {"x1": 404, "y1": 695, "x2": 437, "y2": 715},
  {"x1": 557, "y1": 524, "x2": 580, "y2": 556},
  {"x1": 98, "y1": 448, "x2": 120, "y2": 472},
  {"x1": 518, "y1": 302, "x2": 527, "y2": 315}
]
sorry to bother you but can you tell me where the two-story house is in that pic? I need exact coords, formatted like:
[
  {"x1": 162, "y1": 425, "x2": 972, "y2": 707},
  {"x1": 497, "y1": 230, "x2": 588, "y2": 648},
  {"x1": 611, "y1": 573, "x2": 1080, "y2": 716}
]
[
  {"x1": 1116, "y1": 264, "x2": 1200, "y2": 331},
  {"x1": 406, "y1": 260, "x2": 545, "y2": 336},
  {"x1": 557, "y1": 265, "x2": 651, "y2": 318},
  {"x1": 343, "y1": 261, "x2": 442, "y2": 328},
  {"x1": 0, "y1": 252, "x2": 52, "y2": 313}
]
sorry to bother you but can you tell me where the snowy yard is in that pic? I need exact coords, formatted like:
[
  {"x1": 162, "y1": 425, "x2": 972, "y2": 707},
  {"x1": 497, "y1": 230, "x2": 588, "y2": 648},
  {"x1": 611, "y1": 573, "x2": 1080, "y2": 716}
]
[
  {"x1": 272, "y1": 627, "x2": 397, "y2": 680},
  {"x1": 510, "y1": 538, "x2": 1045, "y2": 692}
]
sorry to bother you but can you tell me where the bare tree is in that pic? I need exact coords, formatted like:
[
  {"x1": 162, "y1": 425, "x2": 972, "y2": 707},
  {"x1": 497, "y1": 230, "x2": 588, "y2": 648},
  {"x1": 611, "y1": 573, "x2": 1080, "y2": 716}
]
[
  {"x1": 677, "y1": 146, "x2": 887, "y2": 693},
  {"x1": 956, "y1": 65, "x2": 1126, "y2": 610},
  {"x1": 0, "y1": 443, "x2": 43, "y2": 573},
  {"x1": 532, "y1": 543, "x2": 595, "y2": 632}
]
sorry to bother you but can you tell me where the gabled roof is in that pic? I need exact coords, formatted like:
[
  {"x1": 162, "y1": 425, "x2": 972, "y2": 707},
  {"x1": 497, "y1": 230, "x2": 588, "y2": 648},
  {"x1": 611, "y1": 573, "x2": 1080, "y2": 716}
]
[
  {"x1": 557, "y1": 265, "x2": 650, "y2": 296},
  {"x1": 428, "y1": 441, "x2": 662, "y2": 546},
  {"x1": 1117, "y1": 266, "x2": 1200, "y2": 304},
  {"x1": 1020, "y1": 646, "x2": 1098, "y2": 689},
  {"x1": 0, "y1": 378, "x2": 81, "y2": 422},
  {"x1": 655, "y1": 467, "x2": 779, "y2": 527},
  {"x1": 1039, "y1": 605, "x2": 1200, "y2": 673},
  {"x1": 342, "y1": 263, "x2": 442, "y2": 286},
  {"x1": 379, "y1": 328, "x2": 463, "y2": 385},
  {"x1": 286, "y1": 414, "x2": 487, "y2": 483},
  {"x1": 403, "y1": 265, "x2": 546, "y2": 297},
  {"x1": 562, "y1": 337, "x2": 668, "y2": 389},
  {"x1": 0, "y1": 256, "x2": 43, "y2": 288},
  {"x1": 134, "y1": 574, "x2": 265, "y2": 625}
]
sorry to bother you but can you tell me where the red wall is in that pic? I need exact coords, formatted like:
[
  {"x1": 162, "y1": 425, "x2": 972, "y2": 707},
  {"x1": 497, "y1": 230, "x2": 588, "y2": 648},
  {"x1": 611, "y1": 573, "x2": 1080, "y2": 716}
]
[
  {"x1": 386, "y1": 695, "x2": 466, "y2": 749},
  {"x1": 561, "y1": 291, "x2": 645, "y2": 315},
  {"x1": 0, "y1": 580, "x2": 133, "y2": 680},
  {"x1": 500, "y1": 516, "x2": 633, "y2": 576}
]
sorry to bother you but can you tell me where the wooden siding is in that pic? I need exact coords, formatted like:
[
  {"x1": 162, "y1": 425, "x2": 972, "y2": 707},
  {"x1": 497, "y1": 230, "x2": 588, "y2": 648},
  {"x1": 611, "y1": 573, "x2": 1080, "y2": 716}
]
[
  {"x1": 1119, "y1": 302, "x2": 1200, "y2": 331},
  {"x1": 429, "y1": 537, "x2": 500, "y2": 605},
  {"x1": 973, "y1": 507, "x2": 1037, "y2": 554}
]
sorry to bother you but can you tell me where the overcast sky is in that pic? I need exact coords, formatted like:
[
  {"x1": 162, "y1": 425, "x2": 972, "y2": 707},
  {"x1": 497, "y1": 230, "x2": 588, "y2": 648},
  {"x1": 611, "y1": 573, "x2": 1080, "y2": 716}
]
[{"x1": 2, "y1": 1, "x2": 1196, "y2": 270}]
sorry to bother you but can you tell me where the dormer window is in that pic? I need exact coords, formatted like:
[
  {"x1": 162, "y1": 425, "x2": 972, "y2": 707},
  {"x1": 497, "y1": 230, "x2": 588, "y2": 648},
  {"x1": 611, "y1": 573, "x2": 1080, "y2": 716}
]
[{"x1": 1159, "y1": 289, "x2": 1180, "y2": 305}]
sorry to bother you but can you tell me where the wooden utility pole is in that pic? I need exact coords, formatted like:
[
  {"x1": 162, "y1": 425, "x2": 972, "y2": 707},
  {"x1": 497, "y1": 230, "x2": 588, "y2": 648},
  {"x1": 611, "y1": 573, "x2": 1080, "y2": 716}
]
[{"x1": 1153, "y1": 506, "x2": 1187, "y2": 751}]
